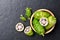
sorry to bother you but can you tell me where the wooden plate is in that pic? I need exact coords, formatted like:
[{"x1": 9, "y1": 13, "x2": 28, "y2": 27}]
[{"x1": 30, "y1": 9, "x2": 55, "y2": 34}]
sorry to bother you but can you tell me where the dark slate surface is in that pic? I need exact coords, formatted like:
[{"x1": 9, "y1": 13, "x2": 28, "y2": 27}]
[{"x1": 0, "y1": 0, "x2": 60, "y2": 40}]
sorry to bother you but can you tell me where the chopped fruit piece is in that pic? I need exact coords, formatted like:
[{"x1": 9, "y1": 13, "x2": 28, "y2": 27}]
[{"x1": 15, "y1": 23, "x2": 24, "y2": 32}]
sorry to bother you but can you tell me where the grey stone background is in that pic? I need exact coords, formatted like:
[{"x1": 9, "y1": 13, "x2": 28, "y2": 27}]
[{"x1": 0, "y1": 0, "x2": 60, "y2": 40}]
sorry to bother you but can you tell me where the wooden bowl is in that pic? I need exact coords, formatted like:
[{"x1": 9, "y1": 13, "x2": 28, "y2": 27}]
[{"x1": 30, "y1": 9, "x2": 55, "y2": 34}]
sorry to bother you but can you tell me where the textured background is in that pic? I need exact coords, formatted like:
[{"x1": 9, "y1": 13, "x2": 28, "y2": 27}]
[{"x1": 0, "y1": 0, "x2": 60, "y2": 40}]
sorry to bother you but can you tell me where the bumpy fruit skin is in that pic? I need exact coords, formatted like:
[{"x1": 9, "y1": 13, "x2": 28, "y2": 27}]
[
  {"x1": 34, "y1": 11, "x2": 50, "y2": 19},
  {"x1": 33, "y1": 19, "x2": 45, "y2": 36},
  {"x1": 20, "y1": 15, "x2": 26, "y2": 21},
  {"x1": 25, "y1": 7, "x2": 32, "y2": 18},
  {"x1": 45, "y1": 16, "x2": 56, "y2": 30}
]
